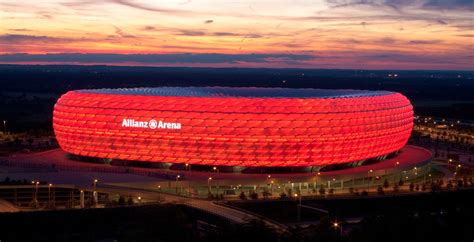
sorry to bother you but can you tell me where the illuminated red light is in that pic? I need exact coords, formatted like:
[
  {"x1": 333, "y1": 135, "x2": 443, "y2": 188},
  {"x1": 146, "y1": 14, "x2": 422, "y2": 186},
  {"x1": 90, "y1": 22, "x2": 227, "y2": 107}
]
[{"x1": 53, "y1": 87, "x2": 413, "y2": 167}]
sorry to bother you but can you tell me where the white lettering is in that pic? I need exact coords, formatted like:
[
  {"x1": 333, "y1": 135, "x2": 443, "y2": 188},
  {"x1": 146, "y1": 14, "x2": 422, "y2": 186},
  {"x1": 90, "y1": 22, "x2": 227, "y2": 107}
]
[{"x1": 121, "y1": 118, "x2": 181, "y2": 130}]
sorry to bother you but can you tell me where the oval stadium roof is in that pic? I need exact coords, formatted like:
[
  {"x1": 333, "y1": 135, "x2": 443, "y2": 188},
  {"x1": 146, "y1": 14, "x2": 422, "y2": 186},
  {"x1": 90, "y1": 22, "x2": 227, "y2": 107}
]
[{"x1": 77, "y1": 87, "x2": 393, "y2": 99}]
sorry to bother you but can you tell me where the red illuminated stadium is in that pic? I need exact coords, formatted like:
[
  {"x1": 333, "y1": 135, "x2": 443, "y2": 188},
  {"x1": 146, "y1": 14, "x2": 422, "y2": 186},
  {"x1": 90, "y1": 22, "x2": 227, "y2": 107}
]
[{"x1": 53, "y1": 87, "x2": 413, "y2": 168}]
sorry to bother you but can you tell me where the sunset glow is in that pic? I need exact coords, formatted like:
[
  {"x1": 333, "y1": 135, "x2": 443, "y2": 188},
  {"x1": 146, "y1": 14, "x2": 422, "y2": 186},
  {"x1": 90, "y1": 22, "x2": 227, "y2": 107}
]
[{"x1": 0, "y1": 0, "x2": 473, "y2": 69}]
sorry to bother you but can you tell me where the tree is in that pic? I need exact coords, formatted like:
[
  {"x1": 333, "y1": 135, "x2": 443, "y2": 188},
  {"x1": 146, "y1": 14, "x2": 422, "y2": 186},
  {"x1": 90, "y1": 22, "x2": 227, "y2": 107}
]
[
  {"x1": 250, "y1": 192, "x2": 258, "y2": 200},
  {"x1": 328, "y1": 188, "x2": 334, "y2": 195},
  {"x1": 262, "y1": 190, "x2": 271, "y2": 199},
  {"x1": 208, "y1": 192, "x2": 215, "y2": 200},
  {"x1": 349, "y1": 187, "x2": 354, "y2": 194},
  {"x1": 383, "y1": 179, "x2": 390, "y2": 188},
  {"x1": 127, "y1": 196, "x2": 134, "y2": 205},
  {"x1": 118, "y1": 196, "x2": 126, "y2": 205},
  {"x1": 409, "y1": 182, "x2": 415, "y2": 192},
  {"x1": 239, "y1": 191, "x2": 247, "y2": 200},
  {"x1": 398, "y1": 179, "x2": 404, "y2": 186},
  {"x1": 377, "y1": 185, "x2": 385, "y2": 195},
  {"x1": 393, "y1": 184, "x2": 399, "y2": 193},
  {"x1": 318, "y1": 186, "x2": 326, "y2": 196}
]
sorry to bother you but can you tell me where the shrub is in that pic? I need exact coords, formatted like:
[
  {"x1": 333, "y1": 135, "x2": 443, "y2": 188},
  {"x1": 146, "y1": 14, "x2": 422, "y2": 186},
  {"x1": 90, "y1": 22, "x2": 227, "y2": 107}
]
[
  {"x1": 377, "y1": 185, "x2": 385, "y2": 195},
  {"x1": 318, "y1": 186, "x2": 326, "y2": 196},
  {"x1": 393, "y1": 184, "x2": 399, "y2": 193},
  {"x1": 239, "y1": 191, "x2": 247, "y2": 200},
  {"x1": 328, "y1": 188, "x2": 334, "y2": 195}
]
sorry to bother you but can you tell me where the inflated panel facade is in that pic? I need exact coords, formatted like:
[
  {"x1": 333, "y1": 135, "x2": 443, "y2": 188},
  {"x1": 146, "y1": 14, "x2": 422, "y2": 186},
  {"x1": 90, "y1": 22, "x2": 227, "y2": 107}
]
[{"x1": 53, "y1": 88, "x2": 413, "y2": 167}]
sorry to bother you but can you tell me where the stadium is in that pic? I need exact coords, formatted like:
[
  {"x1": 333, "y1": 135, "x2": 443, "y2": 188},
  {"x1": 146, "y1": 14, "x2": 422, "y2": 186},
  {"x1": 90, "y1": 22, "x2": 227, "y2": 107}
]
[{"x1": 52, "y1": 87, "x2": 419, "y2": 173}]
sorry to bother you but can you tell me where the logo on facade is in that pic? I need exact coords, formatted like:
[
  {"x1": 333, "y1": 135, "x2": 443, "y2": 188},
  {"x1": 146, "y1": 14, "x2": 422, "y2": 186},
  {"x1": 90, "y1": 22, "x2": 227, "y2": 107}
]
[
  {"x1": 149, "y1": 119, "x2": 157, "y2": 129},
  {"x1": 121, "y1": 118, "x2": 181, "y2": 130}
]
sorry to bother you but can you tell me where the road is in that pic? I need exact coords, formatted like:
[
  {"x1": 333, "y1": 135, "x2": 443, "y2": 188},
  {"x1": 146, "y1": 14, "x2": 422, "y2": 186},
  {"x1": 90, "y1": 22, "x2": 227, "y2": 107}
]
[
  {"x1": 95, "y1": 183, "x2": 287, "y2": 232},
  {"x1": 0, "y1": 199, "x2": 20, "y2": 212}
]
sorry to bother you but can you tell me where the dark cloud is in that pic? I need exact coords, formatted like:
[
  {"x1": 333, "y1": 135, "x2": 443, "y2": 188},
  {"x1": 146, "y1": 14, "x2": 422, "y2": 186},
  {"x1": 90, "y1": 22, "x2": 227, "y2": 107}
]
[
  {"x1": 114, "y1": 26, "x2": 136, "y2": 38},
  {"x1": 213, "y1": 32, "x2": 238, "y2": 36},
  {"x1": 177, "y1": 30, "x2": 207, "y2": 36},
  {"x1": 423, "y1": 0, "x2": 474, "y2": 11},
  {"x1": 374, "y1": 37, "x2": 397, "y2": 44},
  {"x1": 408, "y1": 39, "x2": 442, "y2": 44},
  {"x1": 204, "y1": 20, "x2": 214, "y2": 24},
  {"x1": 326, "y1": 0, "x2": 474, "y2": 12},
  {"x1": 142, "y1": 26, "x2": 156, "y2": 31},
  {"x1": 0, "y1": 53, "x2": 315, "y2": 64},
  {"x1": 8, "y1": 28, "x2": 31, "y2": 32},
  {"x1": 326, "y1": 0, "x2": 403, "y2": 13},
  {"x1": 437, "y1": 19, "x2": 448, "y2": 25},
  {"x1": 63, "y1": 0, "x2": 186, "y2": 14},
  {"x1": 0, "y1": 34, "x2": 73, "y2": 43}
]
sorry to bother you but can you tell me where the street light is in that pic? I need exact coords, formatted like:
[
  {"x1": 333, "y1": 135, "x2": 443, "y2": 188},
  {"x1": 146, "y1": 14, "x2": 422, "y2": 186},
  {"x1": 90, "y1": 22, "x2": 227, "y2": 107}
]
[
  {"x1": 176, "y1": 174, "x2": 181, "y2": 193},
  {"x1": 2, "y1": 120, "x2": 5, "y2": 134},
  {"x1": 32, "y1": 181, "x2": 39, "y2": 205},
  {"x1": 367, "y1": 170, "x2": 373, "y2": 190},
  {"x1": 333, "y1": 221, "x2": 343, "y2": 236},
  {"x1": 92, "y1": 178, "x2": 98, "y2": 206},
  {"x1": 295, "y1": 192, "x2": 302, "y2": 222},
  {"x1": 137, "y1": 196, "x2": 142, "y2": 203},
  {"x1": 207, "y1": 177, "x2": 212, "y2": 192},
  {"x1": 93, "y1": 178, "x2": 98, "y2": 190},
  {"x1": 48, "y1": 183, "x2": 53, "y2": 206},
  {"x1": 185, "y1": 163, "x2": 191, "y2": 171}
]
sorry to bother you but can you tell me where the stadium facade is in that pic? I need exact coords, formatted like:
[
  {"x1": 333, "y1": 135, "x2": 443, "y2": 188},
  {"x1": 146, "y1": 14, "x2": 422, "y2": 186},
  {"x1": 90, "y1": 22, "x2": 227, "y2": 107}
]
[{"x1": 53, "y1": 87, "x2": 413, "y2": 168}]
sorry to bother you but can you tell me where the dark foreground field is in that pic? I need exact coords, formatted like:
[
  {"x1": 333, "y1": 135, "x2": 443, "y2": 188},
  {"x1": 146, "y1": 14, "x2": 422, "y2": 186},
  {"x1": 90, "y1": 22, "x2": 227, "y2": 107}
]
[{"x1": 0, "y1": 189, "x2": 472, "y2": 242}]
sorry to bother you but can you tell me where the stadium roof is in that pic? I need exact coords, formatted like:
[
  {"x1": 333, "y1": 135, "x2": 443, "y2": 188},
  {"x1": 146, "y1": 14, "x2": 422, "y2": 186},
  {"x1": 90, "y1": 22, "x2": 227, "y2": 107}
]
[{"x1": 78, "y1": 87, "x2": 393, "y2": 99}]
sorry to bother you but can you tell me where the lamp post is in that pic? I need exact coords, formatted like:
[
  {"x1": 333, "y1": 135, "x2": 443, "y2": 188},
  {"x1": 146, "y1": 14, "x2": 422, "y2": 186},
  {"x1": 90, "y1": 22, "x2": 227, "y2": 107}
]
[
  {"x1": 207, "y1": 177, "x2": 212, "y2": 192},
  {"x1": 333, "y1": 222, "x2": 343, "y2": 236},
  {"x1": 2, "y1": 120, "x2": 5, "y2": 134},
  {"x1": 176, "y1": 174, "x2": 181, "y2": 193},
  {"x1": 31, "y1": 180, "x2": 39, "y2": 206},
  {"x1": 185, "y1": 163, "x2": 191, "y2": 171},
  {"x1": 295, "y1": 192, "x2": 302, "y2": 222},
  {"x1": 48, "y1": 183, "x2": 52, "y2": 206},
  {"x1": 93, "y1": 178, "x2": 98, "y2": 206},
  {"x1": 367, "y1": 170, "x2": 373, "y2": 191}
]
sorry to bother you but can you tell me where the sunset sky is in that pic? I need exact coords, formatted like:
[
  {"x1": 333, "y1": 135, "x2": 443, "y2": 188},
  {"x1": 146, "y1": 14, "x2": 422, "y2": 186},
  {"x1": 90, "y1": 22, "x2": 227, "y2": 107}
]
[{"x1": 0, "y1": 0, "x2": 473, "y2": 70}]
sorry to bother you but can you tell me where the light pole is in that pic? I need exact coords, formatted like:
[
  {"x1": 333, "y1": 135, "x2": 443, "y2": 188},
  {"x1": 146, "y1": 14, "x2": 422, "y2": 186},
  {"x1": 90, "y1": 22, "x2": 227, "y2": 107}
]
[
  {"x1": 93, "y1": 178, "x2": 98, "y2": 206},
  {"x1": 176, "y1": 174, "x2": 181, "y2": 193},
  {"x1": 34, "y1": 181, "x2": 39, "y2": 206},
  {"x1": 207, "y1": 176, "x2": 212, "y2": 192},
  {"x1": 394, "y1": 161, "x2": 400, "y2": 182},
  {"x1": 367, "y1": 170, "x2": 373, "y2": 191},
  {"x1": 295, "y1": 192, "x2": 302, "y2": 222},
  {"x1": 333, "y1": 222, "x2": 343, "y2": 236},
  {"x1": 185, "y1": 163, "x2": 191, "y2": 171},
  {"x1": 455, "y1": 164, "x2": 461, "y2": 178},
  {"x1": 2, "y1": 120, "x2": 5, "y2": 134},
  {"x1": 48, "y1": 183, "x2": 52, "y2": 206}
]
